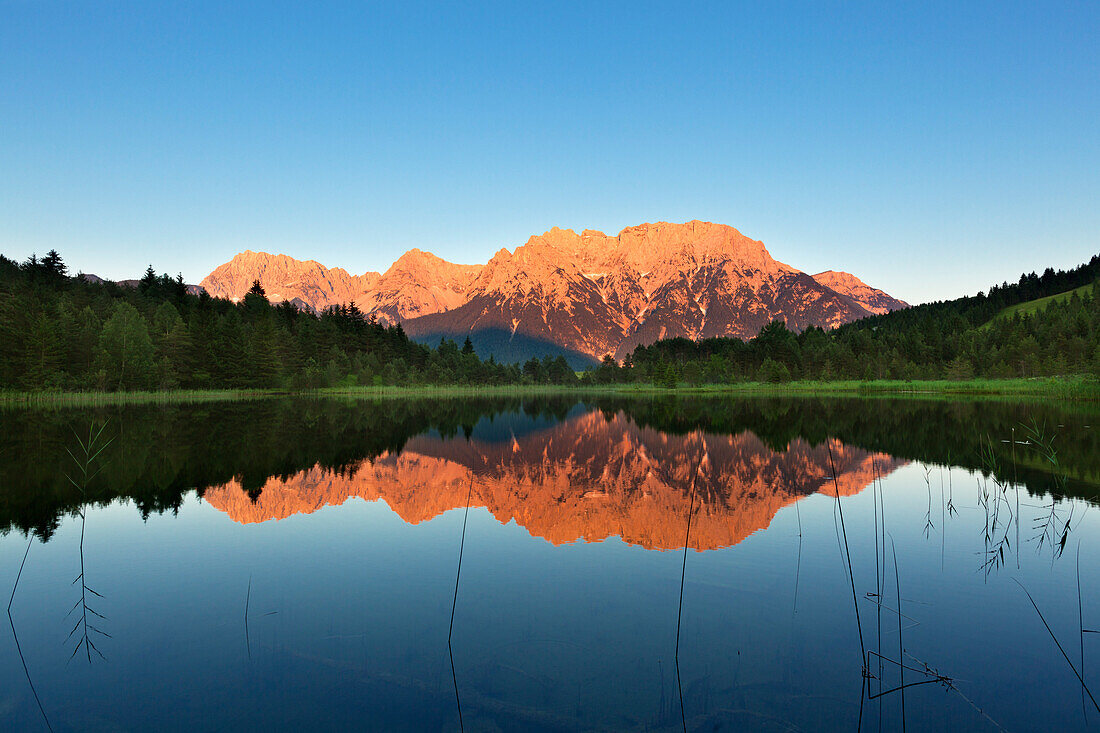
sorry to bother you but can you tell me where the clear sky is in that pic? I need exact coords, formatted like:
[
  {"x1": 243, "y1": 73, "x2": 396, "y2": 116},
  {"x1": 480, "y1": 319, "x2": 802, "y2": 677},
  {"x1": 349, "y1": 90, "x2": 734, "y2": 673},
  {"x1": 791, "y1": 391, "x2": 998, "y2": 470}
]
[{"x1": 1, "y1": 1, "x2": 1097, "y2": 304}]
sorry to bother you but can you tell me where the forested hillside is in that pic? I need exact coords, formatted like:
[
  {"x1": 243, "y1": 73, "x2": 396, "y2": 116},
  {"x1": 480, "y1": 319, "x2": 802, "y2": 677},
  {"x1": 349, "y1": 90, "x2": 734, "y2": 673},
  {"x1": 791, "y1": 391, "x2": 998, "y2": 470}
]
[
  {"x1": 609, "y1": 256, "x2": 1100, "y2": 384},
  {"x1": 0, "y1": 252, "x2": 576, "y2": 390},
  {"x1": 1, "y1": 249, "x2": 1097, "y2": 390}
]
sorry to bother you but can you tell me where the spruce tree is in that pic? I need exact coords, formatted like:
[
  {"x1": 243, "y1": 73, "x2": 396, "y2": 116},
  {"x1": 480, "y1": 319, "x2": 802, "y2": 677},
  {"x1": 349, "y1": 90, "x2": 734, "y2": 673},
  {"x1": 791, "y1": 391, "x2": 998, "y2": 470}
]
[
  {"x1": 139, "y1": 265, "x2": 158, "y2": 293},
  {"x1": 22, "y1": 312, "x2": 63, "y2": 388},
  {"x1": 42, "y1": 249, "x2": 67, "y2": 278}
]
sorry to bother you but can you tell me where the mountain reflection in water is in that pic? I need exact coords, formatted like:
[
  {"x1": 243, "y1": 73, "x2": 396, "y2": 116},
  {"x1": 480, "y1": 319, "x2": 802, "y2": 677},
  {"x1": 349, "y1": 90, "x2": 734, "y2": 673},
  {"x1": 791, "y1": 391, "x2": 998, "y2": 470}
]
[
  {"x1": 2, "y1": 395, "x2": 1097, "y2": 540},
  {"x1": 4, "y1": 396, "x2": 1100, "y2": 731},
  {"x1": 204, "y1": 410, "x2": 903, "y2": 550}
]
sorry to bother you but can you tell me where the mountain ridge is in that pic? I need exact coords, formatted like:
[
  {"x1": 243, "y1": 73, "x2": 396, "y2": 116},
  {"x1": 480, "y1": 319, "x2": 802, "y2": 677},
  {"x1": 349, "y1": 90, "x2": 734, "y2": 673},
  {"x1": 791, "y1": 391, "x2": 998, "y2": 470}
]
[
  {"x1": 812, "y1": 270, "x2": 908, "y2": 314},
  {"x1": 200, "y1": 221, "x2": 908, "y2": 362}
]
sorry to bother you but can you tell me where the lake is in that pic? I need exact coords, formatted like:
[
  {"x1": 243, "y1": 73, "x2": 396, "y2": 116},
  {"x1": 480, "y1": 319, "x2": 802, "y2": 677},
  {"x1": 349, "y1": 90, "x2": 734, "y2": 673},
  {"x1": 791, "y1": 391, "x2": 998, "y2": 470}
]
[{"x1": 2, "y1": 395, "x2": 1100, "y2": 731}]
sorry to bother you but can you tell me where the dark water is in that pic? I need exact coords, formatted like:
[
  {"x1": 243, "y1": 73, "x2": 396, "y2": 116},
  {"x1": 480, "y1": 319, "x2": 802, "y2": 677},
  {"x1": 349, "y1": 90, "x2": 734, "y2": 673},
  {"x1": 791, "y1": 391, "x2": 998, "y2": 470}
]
[{"x1": 2, "y1": 396, "x2": 1100, "y2": 732}]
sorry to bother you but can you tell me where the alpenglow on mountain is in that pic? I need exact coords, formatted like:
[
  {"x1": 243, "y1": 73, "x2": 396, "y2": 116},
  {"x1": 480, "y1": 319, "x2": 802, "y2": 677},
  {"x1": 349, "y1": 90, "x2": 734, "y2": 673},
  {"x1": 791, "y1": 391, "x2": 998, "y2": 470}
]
[{"x1": 201, "y1": 221, "x2": 907, "y2": 365}]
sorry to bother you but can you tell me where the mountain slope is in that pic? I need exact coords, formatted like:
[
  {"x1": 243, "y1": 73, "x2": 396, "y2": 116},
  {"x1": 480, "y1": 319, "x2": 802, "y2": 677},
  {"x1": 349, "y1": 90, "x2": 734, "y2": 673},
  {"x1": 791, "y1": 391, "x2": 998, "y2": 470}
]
[
  {"x1": 200, "y1": 251, "x2": 381, "y2": 310},
  {"x1": 356, "y1": 249, "x2": 482, "y2": 325},
  {"x1": 403, "y1": 221, "x2": 881, "y2": 359},
  {"x1": 201, "y1": 221, "x2": 907, "y2": 362},
  {"x1": 983, "y1": 279, "x2": 1098, "y2": 326},
  {"x1": 812, "y1": 270, "x2": 908, "y2": 314},
  {"x1": 199, "y1": 249, "x2": 478, "y2": 322}
]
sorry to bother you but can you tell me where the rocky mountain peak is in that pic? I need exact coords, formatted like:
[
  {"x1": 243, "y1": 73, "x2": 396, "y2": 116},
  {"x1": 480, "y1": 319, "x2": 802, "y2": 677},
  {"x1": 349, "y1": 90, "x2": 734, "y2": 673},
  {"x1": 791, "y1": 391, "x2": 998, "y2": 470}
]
[
  {"x1": 201, "y1": 221, "x2": 908, "y2": 363},
  {"x1": 200, "y1": 251, "x2": 381, "y2": 306},
  {"x1": 812, "y1": 270, "x2": 909, "y2": 314}
]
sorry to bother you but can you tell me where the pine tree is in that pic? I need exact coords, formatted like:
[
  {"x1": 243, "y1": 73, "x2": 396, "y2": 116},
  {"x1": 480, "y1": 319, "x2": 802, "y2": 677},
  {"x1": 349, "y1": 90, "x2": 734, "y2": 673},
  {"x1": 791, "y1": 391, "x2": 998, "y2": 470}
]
[
  {"x1": 139, "y1": 265, "x2": 158, "y2": 293},
  {"x1": 21, "y1": 312, "x2": 63, "y2": 388},
  {"x1": 73, "y1": 306, "x2": 102, "y2": 386},
  {"x1": 159, "y1": 319, "x2": 195, "y2": 387},
  {"x1": 42, "y1": 249, "x2": 68, "y2": 278},
  {"x1": 596, "y1": 354, "x2": 619, "y2": 384},
  {"x1": 246, "y1": 319, "x2": 283, "y2": 387},
  {"x1": 548, "y1": 355, "x2": 575, "y2": 384}
]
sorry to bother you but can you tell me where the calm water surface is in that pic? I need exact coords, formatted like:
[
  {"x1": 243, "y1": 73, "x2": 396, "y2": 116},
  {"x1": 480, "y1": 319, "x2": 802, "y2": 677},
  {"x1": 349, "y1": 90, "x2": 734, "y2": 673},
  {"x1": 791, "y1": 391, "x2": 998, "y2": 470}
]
[{"x1": 2, "y1": 396, "x2": 1100, "y2": 731}]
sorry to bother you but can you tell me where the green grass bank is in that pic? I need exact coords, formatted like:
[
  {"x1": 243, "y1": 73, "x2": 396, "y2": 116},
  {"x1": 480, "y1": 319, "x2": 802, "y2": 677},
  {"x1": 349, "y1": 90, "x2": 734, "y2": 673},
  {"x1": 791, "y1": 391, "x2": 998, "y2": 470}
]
[{"x1": 2, "y1": 375, "x2": 1098, "y2": 408}]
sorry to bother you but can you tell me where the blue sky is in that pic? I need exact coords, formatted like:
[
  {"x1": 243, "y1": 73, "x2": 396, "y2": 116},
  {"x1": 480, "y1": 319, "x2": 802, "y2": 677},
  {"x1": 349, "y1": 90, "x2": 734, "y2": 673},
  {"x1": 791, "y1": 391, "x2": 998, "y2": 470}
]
[{"x1": 1, "y1": 1, "x2": 1097, "y2": 304}]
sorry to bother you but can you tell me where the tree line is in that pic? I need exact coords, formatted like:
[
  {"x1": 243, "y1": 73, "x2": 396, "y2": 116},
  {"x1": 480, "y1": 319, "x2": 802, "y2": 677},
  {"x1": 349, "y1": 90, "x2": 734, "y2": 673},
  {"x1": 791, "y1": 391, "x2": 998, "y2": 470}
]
[
  {"x1": 0, "y1": 252, "x2": 578, "y2": 390},
  {"x1": 1, "y1": 249, "x2": 1097, "y2": 390},
  {"x1": 592, "y1": 257, "x2": 1100, "y2": 385}
]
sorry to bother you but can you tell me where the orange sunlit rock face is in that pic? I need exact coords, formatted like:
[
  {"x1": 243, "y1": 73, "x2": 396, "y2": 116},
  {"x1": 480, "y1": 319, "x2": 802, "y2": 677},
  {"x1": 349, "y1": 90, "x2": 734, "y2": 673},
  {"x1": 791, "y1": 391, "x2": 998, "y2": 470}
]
[
  {"x1": 811, "y1": 270, "x2": 909, "y2": 315},
  {"x1": 202, "y1": 411, "x2": 903, "y2": 550},
  {"x1": 199, "y1": 221, "x2": 907, "y2": 359},
  {"x1": 199, "y1": 250, "x2": 383, "y2": 313},
  {"x1": 199, "y1": 248, "x2": 481, "y2": 322}
]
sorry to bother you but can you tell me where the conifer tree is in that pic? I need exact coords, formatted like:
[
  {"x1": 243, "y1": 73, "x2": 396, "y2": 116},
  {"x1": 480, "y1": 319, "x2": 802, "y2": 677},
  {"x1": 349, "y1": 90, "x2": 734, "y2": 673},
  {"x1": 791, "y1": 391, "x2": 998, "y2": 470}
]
[
  {"x1": 42, "y1": 249, "x2": 67, "y2": 278},
  {"x1": 139, "y1": 265, "x2": 158, "y2": 293}
]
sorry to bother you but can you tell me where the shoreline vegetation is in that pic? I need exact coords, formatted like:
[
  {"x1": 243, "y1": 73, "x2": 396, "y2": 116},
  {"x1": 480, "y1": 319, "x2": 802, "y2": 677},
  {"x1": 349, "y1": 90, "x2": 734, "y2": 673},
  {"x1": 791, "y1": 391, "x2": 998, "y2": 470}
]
[
  {"x1": 3, "y1": 250, "x2": 1099, "y2": 400},
  {"x1": 3, "y1": 375, "x2": 1099, "y2": 408}
]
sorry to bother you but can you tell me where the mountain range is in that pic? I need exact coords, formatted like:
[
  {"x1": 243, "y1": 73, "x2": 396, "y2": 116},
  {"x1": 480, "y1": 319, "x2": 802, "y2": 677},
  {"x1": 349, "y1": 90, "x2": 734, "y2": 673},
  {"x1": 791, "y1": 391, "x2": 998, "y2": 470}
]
[{"x1": 200, "y1": 221, "x2": 907, "y2": 364}]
